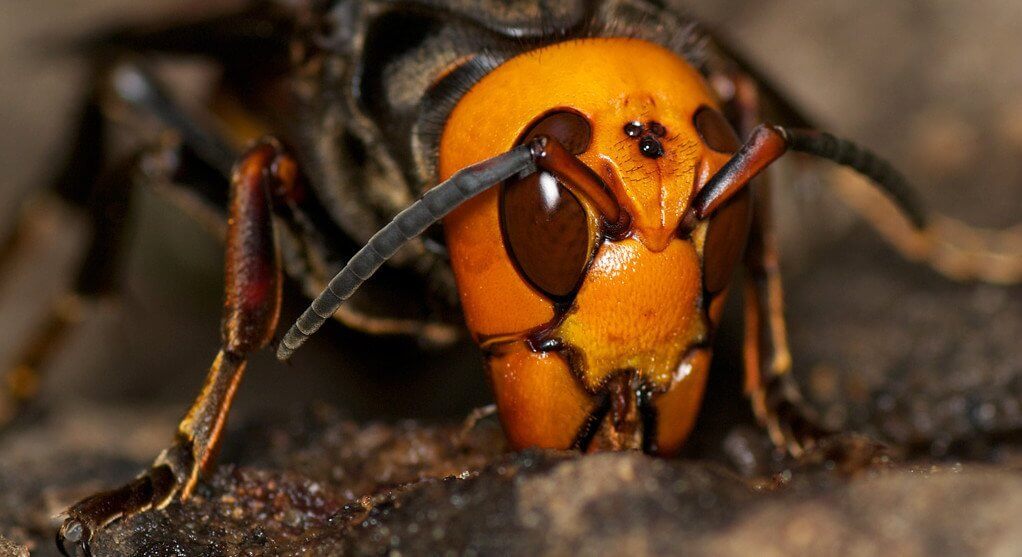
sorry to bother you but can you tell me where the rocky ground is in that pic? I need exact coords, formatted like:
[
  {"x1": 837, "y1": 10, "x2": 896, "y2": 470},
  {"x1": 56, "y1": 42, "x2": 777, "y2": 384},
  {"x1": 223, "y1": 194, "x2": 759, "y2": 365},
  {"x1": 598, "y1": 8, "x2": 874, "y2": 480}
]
[
  {"x1": 2, "y1": 397, "x2": 1021, "y2": 556},
  {"x1": 1, "y1": 1, "x2": 1022, "y2": 556}
]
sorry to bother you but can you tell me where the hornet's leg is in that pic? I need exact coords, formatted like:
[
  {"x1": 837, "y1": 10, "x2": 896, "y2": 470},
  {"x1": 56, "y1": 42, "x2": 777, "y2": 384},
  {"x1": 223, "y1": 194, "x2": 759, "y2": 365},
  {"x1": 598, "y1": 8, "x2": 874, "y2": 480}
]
[
  {"x1": 703, "y1": 67, "x2": 830, "y2": 458},
  {"x1": 741, "y1": 190, "x2": 892, "y2": 470},
  {"x1": 3, "y1": 3, "x2": 295, "y2": 428},
  {"x1": 0, "y1": 57, "x2": 236, "y2": 427},
  {"x1": 830, "y1": 172, "x2": 1022, "y2": 285},
  {"x1": 712, "y1": 67, "x2": 824, "y2": 455},
  {"x1": 0, "y1": 85, "x2": 130, "y2": 426},
  {"x1": 741, "y1": 188, "x2": 829, "y2": 457},
  {"x1": 0, "y1": 156, "x2": 133, "y2": 425},
  {"x1": 57, "y1": 139, "x2": 288, "y2": 556}
]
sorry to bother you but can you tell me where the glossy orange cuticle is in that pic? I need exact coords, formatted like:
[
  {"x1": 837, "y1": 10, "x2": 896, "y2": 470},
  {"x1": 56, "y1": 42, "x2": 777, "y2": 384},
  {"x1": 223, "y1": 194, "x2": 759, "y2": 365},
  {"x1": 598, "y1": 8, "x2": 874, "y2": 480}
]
[{"x1": 439, "y1": 38, "x2": 743, "y2": 454}]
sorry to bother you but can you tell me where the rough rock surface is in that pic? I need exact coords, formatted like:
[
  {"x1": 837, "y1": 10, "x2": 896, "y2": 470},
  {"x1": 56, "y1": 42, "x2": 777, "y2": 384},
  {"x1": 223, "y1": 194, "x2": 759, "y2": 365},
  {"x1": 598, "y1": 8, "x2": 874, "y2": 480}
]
[
  {"x1": 90, "y1": 453, "x2": 1022, "y2": 557},
  {"x1": 6, "y1": 408, "x2": 1017, "y2": 557},
  {"x1": 0, "y1": 534, "x2": 29, "y2": 557}
]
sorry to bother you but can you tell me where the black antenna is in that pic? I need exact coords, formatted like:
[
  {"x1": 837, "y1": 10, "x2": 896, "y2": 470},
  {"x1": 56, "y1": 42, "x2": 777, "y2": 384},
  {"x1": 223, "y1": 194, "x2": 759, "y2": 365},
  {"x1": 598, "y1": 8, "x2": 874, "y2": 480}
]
[
  {"x1": 276, "y1": 141, "x2": 540, "y2": 361},
  {"x1": 693, "y1": 124, "x2": 928, "y2": 231},
  {"x1": 784, "y1": 129, "x2": 927, "y2": 229}
]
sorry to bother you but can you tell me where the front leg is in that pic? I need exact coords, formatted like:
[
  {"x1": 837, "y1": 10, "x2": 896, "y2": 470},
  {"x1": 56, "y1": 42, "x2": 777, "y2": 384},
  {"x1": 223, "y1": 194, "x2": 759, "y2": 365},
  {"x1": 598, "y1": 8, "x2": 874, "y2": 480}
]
[
  {"x1": 711, "y1": 67, "x2": 877, "y2": 461},
  {"x1": 741, "y1": 190, "x2": 892, "y2": 471},
  {"x1": 713, "y1": 68, "x2": 828, "y2": 458},
  {"x1": 57, "y1": 139, "x2": 290, "y2": 556},
  {"x1": 741, "y1": 189, "x2": 828, "y2": 458}
]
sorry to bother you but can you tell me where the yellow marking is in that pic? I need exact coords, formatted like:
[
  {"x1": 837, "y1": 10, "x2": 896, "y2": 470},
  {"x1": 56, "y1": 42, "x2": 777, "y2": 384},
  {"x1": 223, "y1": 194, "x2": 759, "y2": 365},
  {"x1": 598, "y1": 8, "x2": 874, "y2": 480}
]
[{"x1": 555, "y1": 238, "x2": 706, "y2": 392}]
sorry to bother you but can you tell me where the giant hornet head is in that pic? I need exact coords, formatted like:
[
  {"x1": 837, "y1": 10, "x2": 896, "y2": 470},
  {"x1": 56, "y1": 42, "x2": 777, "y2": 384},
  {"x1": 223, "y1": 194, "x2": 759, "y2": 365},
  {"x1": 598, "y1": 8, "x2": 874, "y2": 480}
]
[{"x1": 439, "y1": 38, "x2": 748, "y2": 454}]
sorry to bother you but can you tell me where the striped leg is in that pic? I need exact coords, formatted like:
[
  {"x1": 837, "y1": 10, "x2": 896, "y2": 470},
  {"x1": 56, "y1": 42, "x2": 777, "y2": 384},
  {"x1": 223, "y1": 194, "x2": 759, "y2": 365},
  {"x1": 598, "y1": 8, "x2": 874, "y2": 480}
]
[
  {"x1": 742, "y1": 190, "x2": 892, "y2": 472},
  {"x1": 57, "y1": 140, "x2": 288, "y2": 556},
  {"x1": 741, "y1": 188, "x2": 828, "y2": 457}
]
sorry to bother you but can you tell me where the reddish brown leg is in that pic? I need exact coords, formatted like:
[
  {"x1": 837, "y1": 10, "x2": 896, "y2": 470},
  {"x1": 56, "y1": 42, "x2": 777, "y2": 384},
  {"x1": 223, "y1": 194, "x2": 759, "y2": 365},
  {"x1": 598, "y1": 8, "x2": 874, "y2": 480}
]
[
  {"x1": 742, "y1": 205, "x2": 894, "y2": 475},
  {"x1": 707, "y1": 70, "x2": 893, "y2": 469},
  {"x1": 717, "y1": 69, "x2": 830, "y2": 458},
  {"x1": 741, "y1": 189, "x2": 830, "y2": 457},
  {"x1": 831, "y1": 175, "x2": 1022, "y2": 285},
  {"x1": 57, "y1": 139, "x2": 289, "y2": 556}
]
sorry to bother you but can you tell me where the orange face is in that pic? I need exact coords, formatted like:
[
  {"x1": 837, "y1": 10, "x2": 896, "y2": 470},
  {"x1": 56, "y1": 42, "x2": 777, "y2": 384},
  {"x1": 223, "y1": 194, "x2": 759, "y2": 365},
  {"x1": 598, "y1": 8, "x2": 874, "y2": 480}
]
[{"x1": 439, "y1": 38, "x2": 750, "y2": 455}]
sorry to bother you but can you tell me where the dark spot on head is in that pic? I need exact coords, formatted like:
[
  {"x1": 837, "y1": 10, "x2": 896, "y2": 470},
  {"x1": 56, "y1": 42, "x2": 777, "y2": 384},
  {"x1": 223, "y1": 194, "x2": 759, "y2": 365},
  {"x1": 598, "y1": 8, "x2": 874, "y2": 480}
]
[
  {"x1": 624, "y1": 121, "x2": 643, "y2": 138},
  {"x1": 647, "y1": 121, "x2": 666, "y2": 137},
  {"x1": 639, "y1": 136, "x2": 664, "y2": 159}
]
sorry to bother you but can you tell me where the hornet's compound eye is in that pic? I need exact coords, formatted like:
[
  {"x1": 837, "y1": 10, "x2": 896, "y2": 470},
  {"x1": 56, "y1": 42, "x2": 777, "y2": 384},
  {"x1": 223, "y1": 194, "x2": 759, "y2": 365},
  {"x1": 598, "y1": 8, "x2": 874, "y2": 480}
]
[
  {"x1": 694, "y1": 106, "x2": 741, "y2": 154},
  {"x1": 520, "y1": 110, "x2": 592, "y2": 155},
  {"x1": 500, "y1": 170, "x2": 592, "y2": 300},
  {"x1": 692, "y1": 106, "x2": 750, "y2": 292},
  {"x1": 498, "y1": 110, "x2": 598, "y2": 300}
]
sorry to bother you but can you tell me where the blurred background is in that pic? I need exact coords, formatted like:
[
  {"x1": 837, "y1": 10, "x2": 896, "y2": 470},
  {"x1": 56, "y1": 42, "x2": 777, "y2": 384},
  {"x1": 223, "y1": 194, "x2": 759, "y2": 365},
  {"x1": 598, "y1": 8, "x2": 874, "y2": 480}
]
[{"x1": 0, "y1": 0, "x2": 1019, "y2": 471}]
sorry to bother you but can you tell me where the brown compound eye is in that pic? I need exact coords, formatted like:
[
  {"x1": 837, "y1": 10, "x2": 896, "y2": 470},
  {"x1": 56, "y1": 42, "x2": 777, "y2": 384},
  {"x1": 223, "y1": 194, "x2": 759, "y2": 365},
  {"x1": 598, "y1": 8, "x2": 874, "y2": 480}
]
[
  {"x1": 521, "y1": 110, "x2": 592, "y2": 155},
  {"x1": 500, "y1": 171, "x2": 592, "y2": 300},
  {"x1": 694, "y1": 106, "x2": 741, "y2": 154},
  {"x1": 498, "y1": 110, "x2": 596, "y2": 300},
  {"x1": 693, "y1": 106, "x2": 749, "y2": 292}
]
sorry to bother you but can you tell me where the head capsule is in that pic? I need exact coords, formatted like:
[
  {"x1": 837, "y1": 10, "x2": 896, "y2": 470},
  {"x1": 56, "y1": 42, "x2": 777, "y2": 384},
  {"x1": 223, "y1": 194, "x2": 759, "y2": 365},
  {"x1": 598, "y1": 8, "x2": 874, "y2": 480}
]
[{"x1": 439, "y1": 38, "x2": 751, "y2": 455}]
